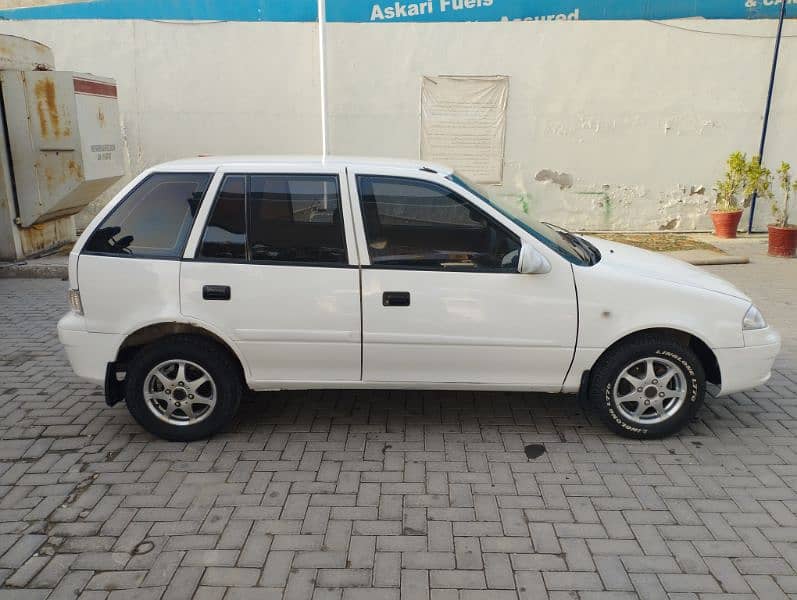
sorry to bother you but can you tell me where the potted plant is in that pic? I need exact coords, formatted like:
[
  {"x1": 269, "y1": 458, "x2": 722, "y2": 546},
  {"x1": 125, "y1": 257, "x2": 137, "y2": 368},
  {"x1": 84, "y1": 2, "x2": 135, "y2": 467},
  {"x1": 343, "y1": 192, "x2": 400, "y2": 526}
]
[
  {"x1": 769, "y1": 161, "x2": 797, "y2": 257},
  {"x1": 712, "y1": 152, "x2": 747, "y2": 238},
  {"x1": 745, "y1": 153, "x2": 773, "y2": 223}
]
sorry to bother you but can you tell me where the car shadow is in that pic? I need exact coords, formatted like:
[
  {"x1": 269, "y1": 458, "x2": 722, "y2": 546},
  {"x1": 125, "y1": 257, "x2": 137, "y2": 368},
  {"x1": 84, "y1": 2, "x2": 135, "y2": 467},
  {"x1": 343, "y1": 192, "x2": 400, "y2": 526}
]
[{"x1": 232, "y1": 389, "x2": 599, "y2": 437}]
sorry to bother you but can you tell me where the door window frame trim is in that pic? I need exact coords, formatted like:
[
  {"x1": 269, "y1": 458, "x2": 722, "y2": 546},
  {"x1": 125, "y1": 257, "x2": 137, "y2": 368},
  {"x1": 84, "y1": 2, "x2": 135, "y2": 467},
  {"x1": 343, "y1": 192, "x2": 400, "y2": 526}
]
[
  {"x1": 183, "y1": 168, "x2": 359, "y2": 268},
  {"x1": 195, "y1": 173, "x2": 249, "y2": 264}
]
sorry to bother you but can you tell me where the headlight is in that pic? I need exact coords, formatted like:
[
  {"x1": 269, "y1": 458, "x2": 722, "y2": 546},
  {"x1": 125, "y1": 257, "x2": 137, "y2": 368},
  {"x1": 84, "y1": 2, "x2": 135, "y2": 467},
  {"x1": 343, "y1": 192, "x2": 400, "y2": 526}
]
[
  {"x1": 743, "y1": 305, "x2": 766, "y2": 330},
  {"x1": 68, "y1": 289, "x2": 84, "y2": 315}
]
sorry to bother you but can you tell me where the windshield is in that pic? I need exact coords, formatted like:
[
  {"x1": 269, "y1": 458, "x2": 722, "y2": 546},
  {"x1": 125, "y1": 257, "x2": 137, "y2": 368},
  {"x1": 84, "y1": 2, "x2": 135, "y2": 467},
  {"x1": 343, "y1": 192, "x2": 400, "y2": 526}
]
[{"x1": 446, "y1": 172, "x2": 592, "y2": 265}]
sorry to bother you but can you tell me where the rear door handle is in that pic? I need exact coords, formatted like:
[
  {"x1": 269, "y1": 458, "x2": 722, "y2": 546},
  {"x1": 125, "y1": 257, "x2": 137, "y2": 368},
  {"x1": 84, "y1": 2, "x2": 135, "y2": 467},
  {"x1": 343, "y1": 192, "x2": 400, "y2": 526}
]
[
  {"x1": 203, "y1": 285, "x2": 231, "y2": 301},
  {"x1": 383, "y1": 291, "x2": 410, "y2": 307}
]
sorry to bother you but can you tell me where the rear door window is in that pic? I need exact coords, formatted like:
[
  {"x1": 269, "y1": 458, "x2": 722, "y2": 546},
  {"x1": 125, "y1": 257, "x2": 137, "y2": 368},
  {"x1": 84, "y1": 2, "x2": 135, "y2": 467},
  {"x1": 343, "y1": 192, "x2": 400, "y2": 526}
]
[
  {"x1": 248, "y1": 174, "x2": 347, "y2": 265},
  {"x1": 84, "y1": 172, "x2": 211, "y2": 258},
  {"x1": 195, "y1": 173, "x2": 348, "y2": 266}
]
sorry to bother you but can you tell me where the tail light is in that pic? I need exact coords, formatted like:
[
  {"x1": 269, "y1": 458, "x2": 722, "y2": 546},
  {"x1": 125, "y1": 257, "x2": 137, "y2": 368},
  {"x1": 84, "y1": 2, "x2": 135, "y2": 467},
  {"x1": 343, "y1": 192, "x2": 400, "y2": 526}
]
[{"x1": 68, "y1": 289, "x2": 84, "y2": 315}]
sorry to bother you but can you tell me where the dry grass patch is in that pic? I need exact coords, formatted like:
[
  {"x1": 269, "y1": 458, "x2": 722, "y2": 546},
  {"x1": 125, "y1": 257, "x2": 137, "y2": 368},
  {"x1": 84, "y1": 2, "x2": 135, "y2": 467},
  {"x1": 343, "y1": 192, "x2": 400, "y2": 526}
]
[{"x1": 590, "y1": 233, "x2": 725, "y2": 254}]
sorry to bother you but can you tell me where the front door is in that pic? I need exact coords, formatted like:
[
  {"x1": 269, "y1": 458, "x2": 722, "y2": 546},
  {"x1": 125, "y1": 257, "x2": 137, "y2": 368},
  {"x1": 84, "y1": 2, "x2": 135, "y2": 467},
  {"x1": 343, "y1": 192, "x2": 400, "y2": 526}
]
[
  {"x1": 348, "y1": 170, "x2": 577, "y2": 390},
  {"x1": 181, "y1": 166, "x2": 362, "y2": 385}
]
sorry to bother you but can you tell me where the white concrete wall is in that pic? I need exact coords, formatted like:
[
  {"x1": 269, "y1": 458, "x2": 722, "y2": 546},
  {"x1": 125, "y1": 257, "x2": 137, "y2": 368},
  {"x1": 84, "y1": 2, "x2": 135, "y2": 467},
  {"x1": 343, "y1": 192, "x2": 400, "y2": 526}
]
[
  {"x1": 326, "y1": 21, "x2": 797, "y2": 231},
  {"x1": 0, "y1": 18, "x2": 794, "y2": 231}
]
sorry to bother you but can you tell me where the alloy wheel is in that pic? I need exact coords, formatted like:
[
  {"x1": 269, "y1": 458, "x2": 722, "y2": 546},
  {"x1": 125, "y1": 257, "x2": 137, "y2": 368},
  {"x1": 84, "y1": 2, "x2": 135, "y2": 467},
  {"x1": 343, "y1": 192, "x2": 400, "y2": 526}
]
[
  {"x1": 143, "y1": 359, "x2": 217, "y2": 426},
  {"x1": 612, "y1": 357, "x2": 687, "y2": 425}
]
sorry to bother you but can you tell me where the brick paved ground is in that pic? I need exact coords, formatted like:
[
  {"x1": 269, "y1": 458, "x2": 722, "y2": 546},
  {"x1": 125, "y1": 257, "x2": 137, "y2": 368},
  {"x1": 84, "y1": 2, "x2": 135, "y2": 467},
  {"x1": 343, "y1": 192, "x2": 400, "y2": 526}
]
[{"x1": 0, "y1": 243, "x2": 795, "y2": 599}]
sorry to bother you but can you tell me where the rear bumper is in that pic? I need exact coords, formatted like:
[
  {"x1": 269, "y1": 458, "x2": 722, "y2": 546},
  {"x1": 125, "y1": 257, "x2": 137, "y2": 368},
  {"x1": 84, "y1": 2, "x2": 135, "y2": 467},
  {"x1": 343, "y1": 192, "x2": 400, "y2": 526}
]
[
  {"x1": 715, "y1": 327, "x2": 781, "y2": 396},
  {"x1": 57, "y1": 313, "x2": 119, "y2": 385}
]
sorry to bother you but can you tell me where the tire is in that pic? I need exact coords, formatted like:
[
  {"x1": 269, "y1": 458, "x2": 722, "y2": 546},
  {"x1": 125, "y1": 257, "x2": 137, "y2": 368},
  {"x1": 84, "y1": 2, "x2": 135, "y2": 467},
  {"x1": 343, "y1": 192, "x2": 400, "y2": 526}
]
[
  {"x1": 125, "y1": 335, "x2": 242, "y2": 442},
  {"x1": 589, "y1": 334, "x2": 705, "y2": 439}
]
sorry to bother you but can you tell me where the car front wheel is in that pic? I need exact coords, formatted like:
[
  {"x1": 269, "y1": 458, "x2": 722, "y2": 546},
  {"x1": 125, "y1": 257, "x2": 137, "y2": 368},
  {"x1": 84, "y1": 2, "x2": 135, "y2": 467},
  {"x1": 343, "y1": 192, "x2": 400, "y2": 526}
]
[
  {"x1": 125, "y1": 335, "x2": 241, "y2": 441},
  {"x1": 589, "y1": 334, "x2": 706, "y2": 439}
]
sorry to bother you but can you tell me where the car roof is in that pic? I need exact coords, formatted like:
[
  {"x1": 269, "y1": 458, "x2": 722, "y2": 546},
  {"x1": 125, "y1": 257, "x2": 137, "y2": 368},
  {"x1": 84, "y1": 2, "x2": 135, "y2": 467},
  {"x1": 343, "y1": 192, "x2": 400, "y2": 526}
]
[{"x1": 154, "y1": 155, "x2": 454, "y2": 175}]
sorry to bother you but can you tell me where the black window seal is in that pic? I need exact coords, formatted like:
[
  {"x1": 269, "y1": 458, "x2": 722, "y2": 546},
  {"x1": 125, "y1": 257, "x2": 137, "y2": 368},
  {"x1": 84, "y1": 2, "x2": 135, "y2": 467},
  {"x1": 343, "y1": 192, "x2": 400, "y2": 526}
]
[
  {"x1": 361, "y1": 264, "x2": 522, "y2": 274},
  {"x1": 83, "y1": 252, "x2": 184, "y2": 262},
  {"x1": 181, "y1": 256, "x2": 357, "y2": 269},
  {"x1": 355, "y1": 174, "x2": 522, "y2": 273},
  {"x1": 81, "y1": 171, "x2": 213, "y2": 260}
]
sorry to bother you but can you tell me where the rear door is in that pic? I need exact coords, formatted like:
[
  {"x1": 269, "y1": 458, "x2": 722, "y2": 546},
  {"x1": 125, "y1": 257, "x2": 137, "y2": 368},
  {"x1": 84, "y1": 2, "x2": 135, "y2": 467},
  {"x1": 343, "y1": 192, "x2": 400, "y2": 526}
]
[
  {"x1": 347, "y1": 167, "x2": 578, "y2": 390},
  {"x1": 180, "y1": 164, "x2": 362, "y2": 385}
]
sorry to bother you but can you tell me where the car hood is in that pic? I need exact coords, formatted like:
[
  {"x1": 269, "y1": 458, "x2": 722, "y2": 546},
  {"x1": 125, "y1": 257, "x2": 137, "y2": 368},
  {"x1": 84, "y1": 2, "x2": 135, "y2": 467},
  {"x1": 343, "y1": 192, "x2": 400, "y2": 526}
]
[{"x1": 582, "y1": 235, "x2": 751, "y2": 301}]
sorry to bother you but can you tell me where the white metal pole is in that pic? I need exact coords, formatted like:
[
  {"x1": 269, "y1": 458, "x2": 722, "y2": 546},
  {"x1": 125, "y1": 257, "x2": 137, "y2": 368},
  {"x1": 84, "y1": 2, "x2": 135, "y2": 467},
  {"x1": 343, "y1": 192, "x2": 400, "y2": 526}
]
[{"x1": 318, "y1": 0, "x2": 328, "y2": 162}]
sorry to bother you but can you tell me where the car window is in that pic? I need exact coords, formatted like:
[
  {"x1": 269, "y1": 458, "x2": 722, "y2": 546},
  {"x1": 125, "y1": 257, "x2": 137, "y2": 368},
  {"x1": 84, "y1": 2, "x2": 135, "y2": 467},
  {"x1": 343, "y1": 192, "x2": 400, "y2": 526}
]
[
  {"x1": 448, "y1": 172, "x2": 591, "y2": 266},
  {"x1": 357, "y1": 175, "x2": 521, "y2": 271},
  {"x1": 84, "y1": 172, "x2": 210, "y2": 258},
  {"x1": 248, "y1": 174, "x2": 347, "y2": 264},
  {"x1": 198, "y1": 175, "x2": 247, "y2": 261}
]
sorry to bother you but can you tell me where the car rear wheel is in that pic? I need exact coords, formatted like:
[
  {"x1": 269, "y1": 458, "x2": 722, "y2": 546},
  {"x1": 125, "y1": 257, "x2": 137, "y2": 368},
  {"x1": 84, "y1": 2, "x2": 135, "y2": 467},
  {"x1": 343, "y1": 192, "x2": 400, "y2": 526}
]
[
  {"x1": 589, "y1": 334, "x2": 706, "y2": 439},
  {"x1": 125, "y1": 335, "x2": 241, "y2": 441}
]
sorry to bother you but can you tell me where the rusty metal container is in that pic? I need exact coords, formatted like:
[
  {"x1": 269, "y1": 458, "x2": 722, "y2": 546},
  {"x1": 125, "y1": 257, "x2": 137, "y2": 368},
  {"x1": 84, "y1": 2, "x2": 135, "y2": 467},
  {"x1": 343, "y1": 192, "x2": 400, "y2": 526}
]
[
  {"x1": 0, "y1": 34, "x2": 124, "y2": 260},
  {"x1": 0, "y1": 70, "x2": 124, "y2": 228}
]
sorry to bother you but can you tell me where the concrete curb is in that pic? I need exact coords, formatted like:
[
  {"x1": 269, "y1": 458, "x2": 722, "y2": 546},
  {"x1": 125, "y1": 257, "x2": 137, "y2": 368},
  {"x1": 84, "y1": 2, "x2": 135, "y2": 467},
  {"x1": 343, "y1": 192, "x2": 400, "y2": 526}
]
[
  {"x1": 686, "y1": 255, "x2": 750, "y2": 266},
  {"x1": 0, "y1": 262, "x2": 68, "y2": 279},
  {"x1": 662, "y1": 248, "x2": 751, "y2": 266}
]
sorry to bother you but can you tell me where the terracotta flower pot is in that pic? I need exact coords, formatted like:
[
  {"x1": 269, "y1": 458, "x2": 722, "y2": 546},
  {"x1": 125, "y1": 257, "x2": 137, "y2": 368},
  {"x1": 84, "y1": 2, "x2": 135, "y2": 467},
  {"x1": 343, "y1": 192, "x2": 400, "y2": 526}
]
[
  {"x1": 710, "y1": 210, "x2": 743, "y2": 239},
  {"x1": 768, "y1": 224, "x2": 797, "y2": 257}
]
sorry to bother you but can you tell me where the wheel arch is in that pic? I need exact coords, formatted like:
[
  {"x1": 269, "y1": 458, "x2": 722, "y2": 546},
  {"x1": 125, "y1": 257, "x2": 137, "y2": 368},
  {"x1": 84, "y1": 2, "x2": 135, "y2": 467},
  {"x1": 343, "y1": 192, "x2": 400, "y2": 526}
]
[
  {"x1": 115, "y1": 321, "x2": 250, "y2": 384},
  {"x1": 590, "y1": 327, "x2": 721, "y2": 387}
]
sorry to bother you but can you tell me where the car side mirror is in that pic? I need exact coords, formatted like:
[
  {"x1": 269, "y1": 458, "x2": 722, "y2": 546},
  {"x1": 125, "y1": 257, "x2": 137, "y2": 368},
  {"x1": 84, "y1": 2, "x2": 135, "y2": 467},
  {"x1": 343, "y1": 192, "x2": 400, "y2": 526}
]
[{"x1": 518, "y1": 243, "x2": 551, "y2": 274}]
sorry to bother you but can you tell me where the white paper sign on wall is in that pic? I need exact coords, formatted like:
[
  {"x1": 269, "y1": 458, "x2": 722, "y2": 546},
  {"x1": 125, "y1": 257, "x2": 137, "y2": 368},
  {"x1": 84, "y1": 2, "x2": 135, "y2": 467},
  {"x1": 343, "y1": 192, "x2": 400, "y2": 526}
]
[{"x1": 420, "y1": 75, "x2": 509, "y2": 184}]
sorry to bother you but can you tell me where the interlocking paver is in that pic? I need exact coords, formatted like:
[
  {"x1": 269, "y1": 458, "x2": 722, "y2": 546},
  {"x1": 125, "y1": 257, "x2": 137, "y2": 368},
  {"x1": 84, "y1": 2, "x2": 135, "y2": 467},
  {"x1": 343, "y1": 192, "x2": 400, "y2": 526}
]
[
  {"x1": 86, "y1": 570, "x2": 146, "y2": 590},
  {"x1": 1, "y1": 248, "x2": 797, "y2": 597},
  {"x1": 374, "y1": 552, "x2": 401, "y2": 588}
]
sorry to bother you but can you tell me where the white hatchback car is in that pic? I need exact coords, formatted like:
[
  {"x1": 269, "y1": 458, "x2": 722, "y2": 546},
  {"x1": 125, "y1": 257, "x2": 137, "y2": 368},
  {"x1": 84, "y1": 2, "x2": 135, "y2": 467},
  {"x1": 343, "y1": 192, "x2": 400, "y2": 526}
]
[{"x1": 58, "y1": 156, "x2": 780, "y2": 441}]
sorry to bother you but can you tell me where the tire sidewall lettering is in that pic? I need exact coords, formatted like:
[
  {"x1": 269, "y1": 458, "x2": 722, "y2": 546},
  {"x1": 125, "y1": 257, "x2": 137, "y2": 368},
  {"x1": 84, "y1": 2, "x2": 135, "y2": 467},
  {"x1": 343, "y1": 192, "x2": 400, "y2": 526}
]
[
  {"x1": 604, "y1": 382, "x2": 646, "y2": 435},
  {"x1": 655, "y1": 349, "x2": 698, "y2": 404}
]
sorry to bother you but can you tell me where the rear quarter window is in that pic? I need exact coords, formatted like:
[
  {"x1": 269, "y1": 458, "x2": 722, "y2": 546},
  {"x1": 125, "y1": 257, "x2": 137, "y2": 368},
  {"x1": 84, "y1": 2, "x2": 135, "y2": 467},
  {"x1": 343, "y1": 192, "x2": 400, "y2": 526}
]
[{"x1": 84, "y1": 172, "x2": 211, "y2": 258}]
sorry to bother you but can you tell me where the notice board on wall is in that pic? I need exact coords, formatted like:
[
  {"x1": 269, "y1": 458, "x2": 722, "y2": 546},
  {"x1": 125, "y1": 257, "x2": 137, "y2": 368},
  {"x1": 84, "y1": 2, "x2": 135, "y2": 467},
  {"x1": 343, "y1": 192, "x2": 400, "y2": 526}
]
[{"x1": 420, "y1": 75, "x2": 509, "y2": 184}]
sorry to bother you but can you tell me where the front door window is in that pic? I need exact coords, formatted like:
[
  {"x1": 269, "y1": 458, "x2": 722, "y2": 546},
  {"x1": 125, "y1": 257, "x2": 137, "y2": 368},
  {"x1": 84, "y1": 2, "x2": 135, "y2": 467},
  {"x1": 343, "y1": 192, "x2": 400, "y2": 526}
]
[{"x1": 356, "y1": 175, "x2": 520, "y2": 271}]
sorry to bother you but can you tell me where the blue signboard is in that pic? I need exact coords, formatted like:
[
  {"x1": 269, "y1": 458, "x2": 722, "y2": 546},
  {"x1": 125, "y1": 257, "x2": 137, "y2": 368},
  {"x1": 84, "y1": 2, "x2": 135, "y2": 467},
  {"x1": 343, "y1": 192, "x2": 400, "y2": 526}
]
[
  {"x1": 331, "y1": 0, "x2": 797, "y2": 22},
  {"x1": 0, "y1": 0, "x2": 794, "y2": 22}
]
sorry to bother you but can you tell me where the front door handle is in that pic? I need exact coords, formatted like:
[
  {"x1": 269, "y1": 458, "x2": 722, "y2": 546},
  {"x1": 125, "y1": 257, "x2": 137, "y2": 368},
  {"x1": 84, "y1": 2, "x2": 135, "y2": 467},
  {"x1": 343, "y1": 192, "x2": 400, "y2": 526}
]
[
  {"x1": 203, "y1": 285, "x2": 231, "y2": 301},
  {"x1": 383, "y1": 291, "x2": 410, "y2": 307}
]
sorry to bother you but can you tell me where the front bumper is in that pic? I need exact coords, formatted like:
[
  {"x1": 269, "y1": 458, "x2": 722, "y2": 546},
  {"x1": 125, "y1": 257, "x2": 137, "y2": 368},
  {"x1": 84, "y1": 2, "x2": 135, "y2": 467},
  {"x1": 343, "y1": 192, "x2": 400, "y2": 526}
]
[
  {"x1": 57, "y1": 313, "x2": 119, "y2": 385},
  {"x1": 715, "y1": 327, "x2": 781, "y2": 396}
]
